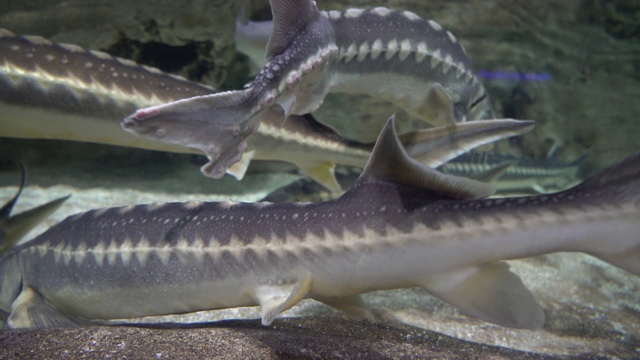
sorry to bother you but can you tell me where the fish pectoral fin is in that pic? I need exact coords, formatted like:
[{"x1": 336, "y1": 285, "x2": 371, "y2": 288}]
[
  {"x1": 422, "y1": 84, "x2": 455, "y2": 125},
  {"x1": 226, "y1": 150, "x2": 255, "y2": 180},
  {"x1": 315, "y1": 295, "x2": 374, "y2": 321},
  {"x1": 275, "y1": 94, "x2": 297, "y2": 118},
  {"x1": 254, "y1": 276, "x2": 312, "y2": 325},
  {"x1": 418, "y1": 262, "x2": 545, "y2": 329},
  {"x1": 8, "y1": 287, "x2": 76, "y2": 329},
  {"x1": 299, "y1": 162, "x2": 342, "y2": 193}
]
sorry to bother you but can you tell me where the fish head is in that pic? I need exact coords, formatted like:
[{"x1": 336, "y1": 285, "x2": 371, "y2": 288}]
[{"x1": 121, "y1": 89, "x2": 260, "y2": 179}]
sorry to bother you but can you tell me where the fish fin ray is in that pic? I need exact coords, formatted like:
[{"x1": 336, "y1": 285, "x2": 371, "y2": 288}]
[
  {"x1": 8, "y1": 287, "x2": 76, "y2": 329},
  {"x1": 419, "y1": 263, "x2": 545, "y2": 329},
  {"x1": 267, "y1": 0, "x2": 319, "y2": 59},
  {"x1": 4, "y1": 195, "x2": 70, "y2": 251},
  {"x1": 1, "y1": 164, "x2": 25, "y2": 251},
  {"x1": 255, "y1": 276, "x2": 312, "y2": 325},
  {"x1": 300, "y1": 162, "x2": 342, "y2": 193},
  {"x1": 226, "y1": 150, "x2": 255, "y2": 180},
  {"x1": 421, "y1": 84, "x2": 455, "y2": 125},
  {"x1": 357, "y1": 116, "x2": 495, "y2": 199}
]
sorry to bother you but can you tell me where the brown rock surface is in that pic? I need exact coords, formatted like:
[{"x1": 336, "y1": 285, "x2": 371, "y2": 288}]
[{"x1": 1, "y1": 317, "x2": 556, "y2": 359}]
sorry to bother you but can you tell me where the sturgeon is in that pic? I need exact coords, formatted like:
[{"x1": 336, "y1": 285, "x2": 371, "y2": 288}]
[
  {"x1": 441, "y1": 151, "x2": 587, "y2": 195},
  {"x1": 0, "y1": 28, "x2": 529, "y2": 192},
  {"x1": 1, "y1": 116, "x2": 638, "y2": 330},
  {"x1": 123, "y1": 0, "x2": 497, "y2": 183},
  {"x1": 0, "y1": 166, "x2": 69, "y2": 255}
]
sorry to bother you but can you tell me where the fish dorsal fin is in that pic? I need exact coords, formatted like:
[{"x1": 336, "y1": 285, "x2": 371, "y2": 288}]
[
  {"x1": 357, "y1": 116, "x2": 495, "y2": 200},
  {"x1": 0, "y1": 164, "x2": 25, "y2": 231},
  {"x1": 266, "y1": 0, "x2": 319, "y2": 59}
]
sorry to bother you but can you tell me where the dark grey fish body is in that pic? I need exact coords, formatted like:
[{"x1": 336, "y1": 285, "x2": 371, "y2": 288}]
[
  {"x1": 440, "y1": 152, "x2": 586, "y2": 194},
  {"x1": 122, "y1": 0, "x2": 496, "y2": 183},
  {"x1": 1, "y1": 118, "x2": 638, "y2": 330},
  {"x1": 0, "y1": 28, "x2": 214, "y2": 153},
  {"x1": 1, "y1": 28, "x2": 527, "y2": 192},
  {"x1": 326, "y1": 8, "x2": 491, "y2": 122}
]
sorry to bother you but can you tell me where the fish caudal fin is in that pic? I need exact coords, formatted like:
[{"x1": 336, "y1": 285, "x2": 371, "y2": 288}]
[{"x1": 121, "y1": 89, "x2": 260, "y2": 179}]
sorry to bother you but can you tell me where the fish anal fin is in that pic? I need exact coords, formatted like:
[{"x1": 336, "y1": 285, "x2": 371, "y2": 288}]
[
  {"x1": 267, "y1": 0, "x2": 320, "y2": 59},
  {"x1": 254, "y1": 276, "x2": 312, "y2": 325},
  {"x1": 8, "y1": 287, "x2": 76, "y2": 329},
  {"x1": 418, "y1": 262, "x2": 545, "y2": 329},
  {"x1": 315, "y1": 295, "x2": 374, "y2": 321},
  {"x1": 300, "y1": 162, "x2": 342, "y2": 193},
  {"x1": 358, "y1": 116, "x2": 495, "y2": 200},
  {"x1": 226, "y1": 150, "x2": 255, "y2": 180}
]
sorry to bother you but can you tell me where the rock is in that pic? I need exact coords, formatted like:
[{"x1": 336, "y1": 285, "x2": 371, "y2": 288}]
[{"x1": 0, "y1": 317, "x2": 555, "y2": 359}]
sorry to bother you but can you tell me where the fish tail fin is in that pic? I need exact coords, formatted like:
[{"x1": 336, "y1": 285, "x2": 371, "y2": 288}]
[
  {"x1": 572, "y1": 152, "x2": 640, "y2": 276},
  {"x1": 122, "y1": 89, "x2": 265, "y2": 179}
]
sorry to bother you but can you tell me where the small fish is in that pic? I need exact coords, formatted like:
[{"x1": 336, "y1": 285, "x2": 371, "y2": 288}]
[
  {"x1": 440, "y1": 151, "x2": 587, "y2": 195},
  {"x1": 0, "y1": 165, "x2": 69, "y2": 255},
  {"x1": 1, "y1": 116, "x2": 638, "y2": 330},
  {"x1": 123, "y1": 0, "x2": 497, "y2": 182}
]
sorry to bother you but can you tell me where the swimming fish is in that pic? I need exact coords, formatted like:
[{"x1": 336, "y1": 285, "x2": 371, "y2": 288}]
[
  {"x1": 0, "y1": 28, "x2": 528, "y2": 192},
  {"x1": 1, "y1": 116, "x2": 638, "y2": 330},
  {"x1": 0, "y1": 165, "x2": 69, "y2": 255},
  {"x1": 440, "y1": 151, "x2": 587, "y2": 195},
  {"x1": 123, "y1": 0, "x2": 497, "y2": 183}
]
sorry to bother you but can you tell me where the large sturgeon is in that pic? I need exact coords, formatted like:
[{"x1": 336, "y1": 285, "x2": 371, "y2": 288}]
[
  {"x1": 0, "y1": 28, "x2": 528, "y2": 192},
  {"x1": 1, "y1": 116, "x2": 638, "y2": 330},
  {"x1": 123, "y1": 0, "x2": 497, "y2": 183}
]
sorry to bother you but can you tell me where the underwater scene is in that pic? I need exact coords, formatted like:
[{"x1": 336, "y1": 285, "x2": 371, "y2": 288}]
[{"x1": 1, "y1": 0, "x2": 639, "y2": 358}]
